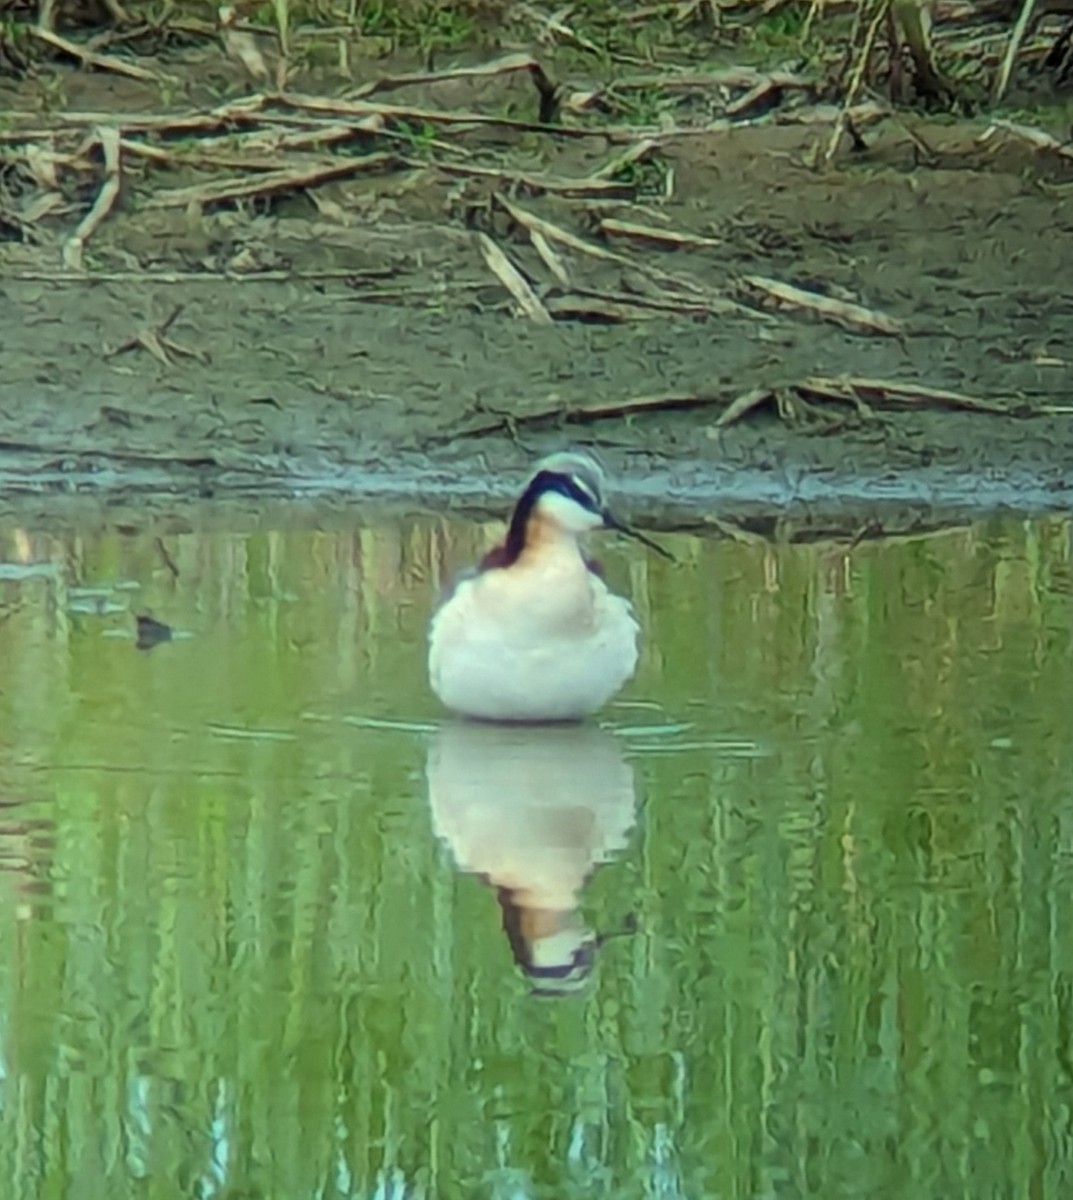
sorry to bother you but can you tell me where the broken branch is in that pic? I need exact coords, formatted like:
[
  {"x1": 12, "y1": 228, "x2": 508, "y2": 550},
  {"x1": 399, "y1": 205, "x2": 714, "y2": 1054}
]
[{"x1": 62, "y1": 126, "x2": 122, "y2": 271}]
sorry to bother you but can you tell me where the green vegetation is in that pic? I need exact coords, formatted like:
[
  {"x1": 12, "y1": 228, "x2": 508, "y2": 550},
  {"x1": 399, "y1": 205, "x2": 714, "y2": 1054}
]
[
  {"x1": 4, "y1": 0, "x2": 824, "y2": 66},
  {"x1": 250, "y1": 0, "x2": 496, "y2": 53}
]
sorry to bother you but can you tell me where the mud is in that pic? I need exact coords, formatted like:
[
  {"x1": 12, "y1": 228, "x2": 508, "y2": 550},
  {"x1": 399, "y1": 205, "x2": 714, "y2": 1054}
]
[{"x1": 2, "y1": 51, "x2": 1072, "y2": 531}]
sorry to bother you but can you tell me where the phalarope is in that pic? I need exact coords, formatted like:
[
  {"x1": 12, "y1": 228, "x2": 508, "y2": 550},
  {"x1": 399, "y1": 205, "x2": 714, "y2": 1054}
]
[{"x1": 427, "y1": 451, "x2": 670, "y2": 722}]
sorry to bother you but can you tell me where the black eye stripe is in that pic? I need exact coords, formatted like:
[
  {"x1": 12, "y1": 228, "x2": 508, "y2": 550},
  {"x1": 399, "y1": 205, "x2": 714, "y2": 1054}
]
[
  {"x1": 494, "y1": 468, "x2": 604, "y2": 567},
  {"x1": 545, "y1": 472, "x2": 600, "y2": 513}
]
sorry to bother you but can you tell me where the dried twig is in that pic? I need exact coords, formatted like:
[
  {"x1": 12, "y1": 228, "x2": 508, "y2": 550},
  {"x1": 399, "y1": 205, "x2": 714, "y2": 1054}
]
[
  {"x1": 350, "y1": 52, "x2": 560, "y2": 122},
  {"x1": 39, "y1": 98, "x2": 267, "y2": 137},
  {"x1": 448, "y1": 388, "x2": 727, "y2": 441},
  {"x1": 516, "y1": 2, "x2": 604, "y2": 56},
  {"x1": 280, "y1": 91, "x2": 586, "y2": 139},
  {"x1": 475, "y1": 233, "x2": 552, "y2": 324},
  {"x1": 591, "y1": 138, "x2": 664, "y2": 179},
  {"x1": 144, "y1": 153, "x2": 396, "y2": 208},
  {"x1": 29, "y1": 27, "x2": 161, "y2": 82},
  {"x1": 6, "y1": 268, "x2": 406, "y2": 284},
  {"x1": 800, "y1": 375, "x2": 1021, "y2": 414},
  {"x1": 736, "y1": 275, "x2": 904, "y2": 336},
  {"x1": 495, "y1": 194, "x2": 711, "y2": 298},
  {"x1": 715, "y1": 373, "x2": 1025, "y2": 430},
  {"x1": 542, "y1": 294, "x2": 656, "y2": 322},
  {"x1": 103, "y1": 305, "x2": 205, "y2": 366},
  {"x1": 994, "y1": 0, "x2": 1041, "y2": 98},
  {"x1": 602, "y1": 101, "x2": 889, "y2": 146},
  {"x1": 715, "y1": 388, "x2": 775, "y2": 428},
  {"x1": 528, "y1": 229, "x2": 572, "y2": 287},
  {"x1": 407, "y1": 157, "x2": 632, "y2": 198},
  {"x1": 824, "y1": 0, "x2": 888, "y2": 165},
  {"x1": 572, "y1": 287, "x2": 726, "y2": 317},
  {"x1": 598, "y1": 217, "x2": 721, "y2": 250},
  {"x1": 979, "y1": 118, "x2": 1073, "y2": 162},
  {"x1": 543, "y1": 289, "x2": 721, "y2": 321},
  {"x1": 725, "y1": 79, "x2": 787, "y2": 118},
  {"x1": 62, "y1": 126, "x2": 122, "y2": 271},
  {"x1": 597, "y1": 66, "x2": 813, "y2": 95}
]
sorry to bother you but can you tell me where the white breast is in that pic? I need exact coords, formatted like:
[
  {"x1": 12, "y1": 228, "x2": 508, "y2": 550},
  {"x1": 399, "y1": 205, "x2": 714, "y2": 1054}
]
[{"x1": 428, "y1": 546, "x2": 640, "y2": 722}]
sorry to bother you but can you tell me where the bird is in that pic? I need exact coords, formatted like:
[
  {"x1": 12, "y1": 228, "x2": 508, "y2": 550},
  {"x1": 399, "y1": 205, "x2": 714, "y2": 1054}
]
[{"x1": 427, "y1": 450, "x2": 671, "y2": 723}]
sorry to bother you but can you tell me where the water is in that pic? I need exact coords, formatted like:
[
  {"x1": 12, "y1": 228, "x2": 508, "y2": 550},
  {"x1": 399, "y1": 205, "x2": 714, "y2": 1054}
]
[{"x1": 0, "y1": 513, "x2": 1071, "y2": 1199}]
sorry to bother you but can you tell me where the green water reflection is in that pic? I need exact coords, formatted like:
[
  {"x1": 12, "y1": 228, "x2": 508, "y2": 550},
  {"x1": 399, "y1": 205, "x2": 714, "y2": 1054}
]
[{"x1": 0, "y1": 514, "x2": 1071, "y2": 1198}]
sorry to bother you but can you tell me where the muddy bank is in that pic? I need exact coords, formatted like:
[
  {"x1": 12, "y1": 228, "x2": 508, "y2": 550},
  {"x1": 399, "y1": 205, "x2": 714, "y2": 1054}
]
[{"x1": 3, "y1": 48, "x2": 1073, "y2": 530}]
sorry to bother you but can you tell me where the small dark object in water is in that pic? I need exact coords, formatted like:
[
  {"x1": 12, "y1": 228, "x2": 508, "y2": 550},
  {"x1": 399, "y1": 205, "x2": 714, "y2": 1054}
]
[{"x1": 135, "y1": 613, "x2": 173, "y2": 651}]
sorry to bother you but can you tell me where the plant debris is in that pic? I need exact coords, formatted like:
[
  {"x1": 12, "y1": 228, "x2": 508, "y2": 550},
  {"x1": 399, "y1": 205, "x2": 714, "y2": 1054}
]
[
  {"x1": 715, "y1": 374, "x2": 1033, "y2": 430},
  {"x1": 0, "y1": 0, "x2": 1069, "y2": 513},
  {"x1": 61, "y1": 125, "x2": 122, "y2": 270},
  {"x1": 475, "y1": 232, "x2": 553, "y2": 324},
  {"x1": 103, "y1": 305, "x2": 206, "y2": 367},
  {"x1": 735, "y1": 276, "x2": 905, "y2": 336},
  {"x1": 3, "y1": 0, "x2": 1069, "y2": 300}
]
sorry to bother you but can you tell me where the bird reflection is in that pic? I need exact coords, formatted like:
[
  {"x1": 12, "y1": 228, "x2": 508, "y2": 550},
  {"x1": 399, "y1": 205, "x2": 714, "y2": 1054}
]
[{"x1": 426, "y1": 722, "x2": 637, "y2": 996}]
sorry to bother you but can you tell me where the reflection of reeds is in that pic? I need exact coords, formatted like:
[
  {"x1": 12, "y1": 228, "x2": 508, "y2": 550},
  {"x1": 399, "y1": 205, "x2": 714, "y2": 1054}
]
[
  {"x1": 0, "y1": 802, "x2": 54, "y2": 913},
  {"x1": 0, "y1": 514, "x2": 1070, "y2": 1196}
]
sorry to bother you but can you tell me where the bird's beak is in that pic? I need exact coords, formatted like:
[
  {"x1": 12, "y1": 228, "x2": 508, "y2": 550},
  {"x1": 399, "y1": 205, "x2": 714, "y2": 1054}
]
[{"x1": 602, "y1": 510, "x2": 675, "y2": 561}]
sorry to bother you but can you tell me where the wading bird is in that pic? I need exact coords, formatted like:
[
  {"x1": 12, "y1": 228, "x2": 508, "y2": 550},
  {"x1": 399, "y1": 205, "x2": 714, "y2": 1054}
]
[{"x1": 428, "y1": 451, "x2": 670, "y2": 723}]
